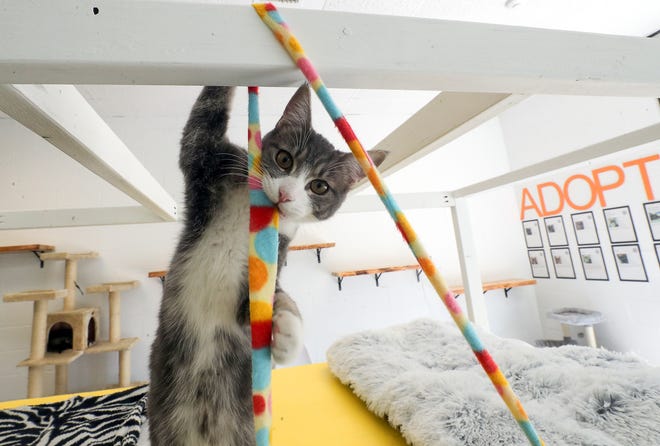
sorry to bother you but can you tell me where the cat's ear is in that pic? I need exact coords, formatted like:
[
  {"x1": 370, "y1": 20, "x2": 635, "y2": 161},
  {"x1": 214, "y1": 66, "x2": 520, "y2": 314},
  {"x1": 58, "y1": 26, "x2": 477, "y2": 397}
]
[
  {"x1": 275, "y1": 84, "x2": 311, "y2": 131},
  {"x1": 345, "y1": 149, "x2": 389, "y2": 188}
]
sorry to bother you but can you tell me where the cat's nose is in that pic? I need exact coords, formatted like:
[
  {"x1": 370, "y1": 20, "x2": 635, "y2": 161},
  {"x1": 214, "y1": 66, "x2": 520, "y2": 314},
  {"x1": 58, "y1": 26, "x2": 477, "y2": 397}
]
[{"x1": 278, "y1": 189, "x2": 292, "y2": 203}]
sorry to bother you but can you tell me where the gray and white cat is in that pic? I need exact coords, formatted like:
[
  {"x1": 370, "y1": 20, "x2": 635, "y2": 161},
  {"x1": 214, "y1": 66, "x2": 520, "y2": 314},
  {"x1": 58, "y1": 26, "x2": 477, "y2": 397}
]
[{"x1": 148, "y1": 85, "x2": 386, "y2": 446}]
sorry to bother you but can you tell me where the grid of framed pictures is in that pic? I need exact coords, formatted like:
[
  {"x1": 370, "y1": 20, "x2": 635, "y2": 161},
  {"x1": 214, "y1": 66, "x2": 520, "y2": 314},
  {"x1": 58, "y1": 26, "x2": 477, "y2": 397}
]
[{"x1": 525, "y1": 201, "x2": 657, "y2": 281}]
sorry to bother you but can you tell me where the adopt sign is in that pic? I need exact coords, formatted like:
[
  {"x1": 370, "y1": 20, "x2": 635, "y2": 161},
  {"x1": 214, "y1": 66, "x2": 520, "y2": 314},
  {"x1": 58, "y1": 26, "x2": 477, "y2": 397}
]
[{"x1": 520, "y1": 154, "x2": 659, "y2": 220}]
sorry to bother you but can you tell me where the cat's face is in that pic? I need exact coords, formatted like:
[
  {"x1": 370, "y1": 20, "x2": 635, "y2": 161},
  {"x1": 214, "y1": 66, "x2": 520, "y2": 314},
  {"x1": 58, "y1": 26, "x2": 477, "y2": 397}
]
[{"x1": 260, "y1": 85, "x2": 387, "y2": 225}]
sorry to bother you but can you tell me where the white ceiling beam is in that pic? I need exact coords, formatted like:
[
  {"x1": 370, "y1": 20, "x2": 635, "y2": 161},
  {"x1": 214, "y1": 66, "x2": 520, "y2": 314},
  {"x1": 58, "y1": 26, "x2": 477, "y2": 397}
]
[
  {"x1": 353, "y1": 92, "x2": 526, "y2": 192},
  {"x1": 340, "y1": 192, "x2": 454, "y2": 214},
  {"x1": 0, "y1": 84, "x2": 178, "y2": 223},
  {"x1": 0, "y1": 207, "x2": 165, "y2": 230},
  {"x1": 2, "y1": 2, "x2": 660, "y2": 96},
  {"x1": 453, "y1": 122, "x2": 660, "y2": 198}
]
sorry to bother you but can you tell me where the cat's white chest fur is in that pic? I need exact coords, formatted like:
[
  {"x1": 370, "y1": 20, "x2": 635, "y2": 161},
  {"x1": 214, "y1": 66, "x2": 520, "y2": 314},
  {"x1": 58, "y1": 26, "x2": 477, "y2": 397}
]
[{"x1": 177, "y1": 190, "x2": 250, "y2": 366}]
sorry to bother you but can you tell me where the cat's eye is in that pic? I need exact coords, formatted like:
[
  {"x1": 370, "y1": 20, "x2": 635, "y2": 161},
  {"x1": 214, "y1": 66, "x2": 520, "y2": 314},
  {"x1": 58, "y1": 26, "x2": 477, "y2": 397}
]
[
  {"x1": 275, "y1": 150, "x2": 293, "y2": 170},
  {"x1": 309, "y1": 179, "x2": 329, "y2": 195}
]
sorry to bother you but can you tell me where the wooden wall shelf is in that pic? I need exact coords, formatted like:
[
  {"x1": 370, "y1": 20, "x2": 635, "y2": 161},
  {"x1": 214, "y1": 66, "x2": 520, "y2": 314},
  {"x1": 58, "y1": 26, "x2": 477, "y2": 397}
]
[
  {"x1": 0, "y1": 244, "x2": 55, "y2": 254},
  {"x1": 332, "y1": 265, "x2": 422, "y2": 290},
  {"x1": 289, "y1": 242, "x2": 336, "y2": 263},
  {"x1": 149, "y1": 242, "x2": 336, "y2": 282},
  {"x1": 450, "y1": 279, "x2": 537, "y2": 298},
  {"x1": 332, "y1": 264, "x2": 536, "y2": 296},
  {"x1": 0, "y1": 244, "x2": 55, "y2": 267}
]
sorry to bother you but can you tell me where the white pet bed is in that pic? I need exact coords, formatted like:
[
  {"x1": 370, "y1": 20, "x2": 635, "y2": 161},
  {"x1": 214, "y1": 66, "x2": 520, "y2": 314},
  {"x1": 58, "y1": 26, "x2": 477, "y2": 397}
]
[{"x1": 327, "y1": 319, "x2": 660, "y2": 446}]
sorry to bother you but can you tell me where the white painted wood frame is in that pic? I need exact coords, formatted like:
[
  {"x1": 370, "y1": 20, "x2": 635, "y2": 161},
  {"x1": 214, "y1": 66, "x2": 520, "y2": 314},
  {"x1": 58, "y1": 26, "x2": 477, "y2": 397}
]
[
  {"x1": 0, "y1": 85, "x2": 178, "y2": 228},
  {"x1": 451, "y1": 198, "x2": 490, "y2": 328},
  {"x1": 0, "y1": 207, "x2": 166, "y2": 231},
  {"x1": 454, "y1": 122, "x2": 660, "y2": 198},
  {"x1": 1, "y1": 2, "x2": 660, "y2": 96},
  {"x1": 340, "y1": 192, "x2": 454, "y2": 214}
]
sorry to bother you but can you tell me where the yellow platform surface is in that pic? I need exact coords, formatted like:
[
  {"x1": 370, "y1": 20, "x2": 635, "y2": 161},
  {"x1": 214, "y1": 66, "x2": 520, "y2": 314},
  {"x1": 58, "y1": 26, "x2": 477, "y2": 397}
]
[
  {"x1": 272, "y1": 363, "x2": 406, "y2": 445},
  {"x1": 0, "y1": 363, "x2": 406, "y2": 445}
]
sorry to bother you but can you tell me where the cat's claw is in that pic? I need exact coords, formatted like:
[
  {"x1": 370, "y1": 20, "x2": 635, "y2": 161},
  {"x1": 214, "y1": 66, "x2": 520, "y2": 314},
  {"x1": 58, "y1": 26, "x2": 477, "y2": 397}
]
[{"x1": 272, "y1": 310, "x2": 304, "y2": 365}]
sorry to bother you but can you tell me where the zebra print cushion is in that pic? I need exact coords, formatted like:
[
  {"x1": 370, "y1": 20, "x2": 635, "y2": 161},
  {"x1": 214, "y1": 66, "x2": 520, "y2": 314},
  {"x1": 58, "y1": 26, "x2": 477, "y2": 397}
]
[{"x1": 0, "y1": 385, "x2": 147, "y2": 446}]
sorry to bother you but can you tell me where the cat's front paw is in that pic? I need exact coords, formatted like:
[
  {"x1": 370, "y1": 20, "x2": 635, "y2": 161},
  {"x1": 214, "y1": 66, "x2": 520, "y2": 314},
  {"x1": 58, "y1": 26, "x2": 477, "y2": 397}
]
[{"x1": 272, "y1": 310, "x2": 303, "y2": 365}]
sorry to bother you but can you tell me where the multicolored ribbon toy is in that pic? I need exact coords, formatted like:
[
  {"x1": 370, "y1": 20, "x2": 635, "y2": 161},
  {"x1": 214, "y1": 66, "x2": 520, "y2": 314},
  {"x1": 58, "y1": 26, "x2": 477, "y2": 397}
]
[
  {"x1": 247, "y1": 86, "x2": 278, "y2": 446},
  {"x1": 252, "y1": 3, "x2": 545, "y2": 446}
]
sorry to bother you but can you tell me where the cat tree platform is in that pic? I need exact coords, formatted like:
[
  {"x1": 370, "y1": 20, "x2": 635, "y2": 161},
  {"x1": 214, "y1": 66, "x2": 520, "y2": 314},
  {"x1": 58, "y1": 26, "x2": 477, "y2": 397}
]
[
  {"x1": 39, "y1": 251, "x2": 99, "y2": 261},
  {"x1": 3, "y1": 289, "x2": 68, "y2": 302},
  {"x1": 85, "y1": 337, "x2": 139, "y2": 354},
  {"x1": 18, "y1": 350, "x2": 83, "y2": 368},
  {"x1": 86, "y1": 280, "x2": 139, "y2": 294}
]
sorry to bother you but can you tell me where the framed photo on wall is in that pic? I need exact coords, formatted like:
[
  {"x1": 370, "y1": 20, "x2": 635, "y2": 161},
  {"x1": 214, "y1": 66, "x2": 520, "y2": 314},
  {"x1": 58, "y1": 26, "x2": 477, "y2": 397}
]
[
  {"x1": 550, "y1": 247, "x2": 576, "y2": 279},
  {"x1": 603, "y1": 206, "x2": 638, "y2": 244},
  {"x1": 527, "y1": 249, "x2": 550, "y2": 279},
  {"x1": 522, "y1": 220, "x2": 543, "y2": 248},
  {"x1": 571, "y1": 211, "x2": 600, "y2": 245},
  {"x1": 643, "y1": 201, "x2": 660, "y2": 241},
  {"x1": 655, "y1": 243, "x2": 660, "y2": 267},
  {"x1": 544, "y1": 215, "x2": 569, "y2": 246},
  {"x1": 578, "y1": 246, "x2": 609, "y2": 281},
  {"x1": 612, "y1": 244, "x2": 648, "y2": 282}
]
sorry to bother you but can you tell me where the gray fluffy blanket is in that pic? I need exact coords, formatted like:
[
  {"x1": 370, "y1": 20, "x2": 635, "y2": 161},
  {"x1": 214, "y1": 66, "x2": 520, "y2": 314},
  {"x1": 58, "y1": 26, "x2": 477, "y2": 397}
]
[{"x1": 326, "y1": 319, "x2": 660, "y2": 446}]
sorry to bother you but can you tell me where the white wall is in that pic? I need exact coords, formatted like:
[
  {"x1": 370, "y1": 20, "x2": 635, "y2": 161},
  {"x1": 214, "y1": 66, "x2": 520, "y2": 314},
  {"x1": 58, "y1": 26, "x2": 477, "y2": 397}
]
[
  {"x1": 0, "y1": 86, "x2": 542, "y2": 401},
  {"x1": 499, "y1": 95, "x2": 660, "y2": 364}
]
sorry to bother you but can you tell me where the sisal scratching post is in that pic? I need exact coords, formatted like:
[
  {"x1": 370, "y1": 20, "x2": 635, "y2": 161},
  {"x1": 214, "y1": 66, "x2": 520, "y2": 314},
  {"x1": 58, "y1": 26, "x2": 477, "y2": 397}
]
[
  {"x1": 253, "y1": 4, "x2": 544, "y2": 445},
  {"x1": 108, "y1": 290, "x2": 121, "y2": 343},
  {"x1": 85, "y1": 281, "x2": 140, "y2": 388},
  {"x1": 63, "y1": 258, "x2": 77, "y2": 311},
  {"x1": 247, "y1": 86, "x2": 279, "y2": 446},
  {"x1": 119, "y1": 350, "x2": 131, "y2": 387},
  {"x1": 28, "y1": 299, "x2": 48, "y2": 398},
  {"x1": 55, "y1": 365, "x2": 68, "y2": 394}
]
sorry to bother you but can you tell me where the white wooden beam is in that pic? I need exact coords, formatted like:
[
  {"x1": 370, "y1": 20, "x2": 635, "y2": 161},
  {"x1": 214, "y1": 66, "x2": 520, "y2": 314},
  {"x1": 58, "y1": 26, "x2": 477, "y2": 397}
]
[
  {"x1": 340, "y1": 192, "x2": 454, "y2": 214},
  {"x1": 451, "y1": 198, "x2": 490, "y2": 329},
  {"x1": 0, "y1": 85, "x2": 178, "y2": 223},
  {"x1": 0, "y1": 207, "x2": 165, "y2": 230},
  {"x1": 353, "y1": 93, "x2": 526, "y2": 192},
  {"x1": 2, "y1": 2, "x2": 660, "y2": 96},
  {"x1": 453, "y1": 122, "x2": 660, "y2": 198}
]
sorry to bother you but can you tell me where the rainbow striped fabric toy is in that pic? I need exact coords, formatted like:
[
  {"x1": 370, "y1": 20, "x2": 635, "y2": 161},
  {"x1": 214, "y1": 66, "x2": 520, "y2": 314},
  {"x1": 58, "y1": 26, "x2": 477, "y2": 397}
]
[
  {"x1": 247, "y1": 86, "x2": 278, "y2": 446},
  {"x1": 250, "y1": 3, "x2": 545, "y2": 446}
]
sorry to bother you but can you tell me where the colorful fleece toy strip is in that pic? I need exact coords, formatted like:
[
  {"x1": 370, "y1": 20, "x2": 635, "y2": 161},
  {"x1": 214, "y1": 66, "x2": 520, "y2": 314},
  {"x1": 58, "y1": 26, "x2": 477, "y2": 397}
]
[
  {"x1": 252, "y1": 3, "x2": 545, "y2": 446},
  {"x1": 247, "y1": 86, "x2": 278, "y2": 446}
]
